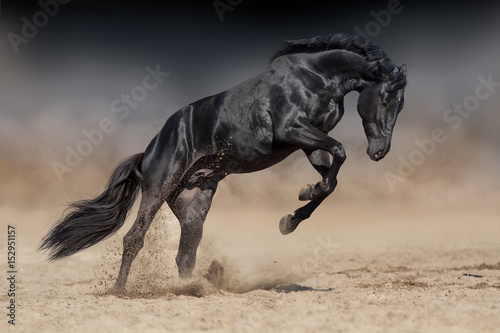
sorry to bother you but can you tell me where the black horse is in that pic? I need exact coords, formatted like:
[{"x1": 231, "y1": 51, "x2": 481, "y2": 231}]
[{"x1": 40, "y1": 32, "x2": 407, "y2": 292}]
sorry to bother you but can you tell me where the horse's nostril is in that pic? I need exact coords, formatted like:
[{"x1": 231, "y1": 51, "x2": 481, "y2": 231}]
[{"x1": 373, "y1": 151, "x2": 382, "y2": 160}]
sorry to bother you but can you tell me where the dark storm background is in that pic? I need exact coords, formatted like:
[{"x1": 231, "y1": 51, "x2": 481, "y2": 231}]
[{"x1": 0, "y1": 0, "x2": 499, "y2": 205}]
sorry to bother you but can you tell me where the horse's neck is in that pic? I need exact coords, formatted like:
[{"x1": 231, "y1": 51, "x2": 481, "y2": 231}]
[{"x1": 311, "y1": 50, "x2": 373, "y2": 97}]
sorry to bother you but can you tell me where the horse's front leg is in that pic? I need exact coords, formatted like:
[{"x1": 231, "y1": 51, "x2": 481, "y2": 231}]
[
  {"x1": 298, "y1": 149, "x2": 334, "y2": 201},
  {"x1": 277, "y1": 127, "x2": 346, "y2": 235}
]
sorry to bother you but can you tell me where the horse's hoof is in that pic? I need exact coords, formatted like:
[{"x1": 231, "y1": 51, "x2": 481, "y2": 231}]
[
  {"x1": 280, "y1": 214, "x2": 299, "y2": 235},
  {"x1": 298, "y1": 184, "x2": 315, "y2": 201}
]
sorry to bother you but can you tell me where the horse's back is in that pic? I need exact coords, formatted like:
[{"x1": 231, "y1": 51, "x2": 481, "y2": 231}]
[{"x1": 142, "y1": 64, "x2": 300, "y2": 181}]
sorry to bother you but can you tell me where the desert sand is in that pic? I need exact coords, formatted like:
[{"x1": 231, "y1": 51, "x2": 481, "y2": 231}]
[{"x1": 1, "y1": 161, "x2": 499, "y2": 333}]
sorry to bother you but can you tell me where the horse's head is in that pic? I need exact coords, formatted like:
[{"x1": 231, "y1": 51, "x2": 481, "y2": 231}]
[{"x1": 357, "y1": 62, "x2": 407, "y2": 161}]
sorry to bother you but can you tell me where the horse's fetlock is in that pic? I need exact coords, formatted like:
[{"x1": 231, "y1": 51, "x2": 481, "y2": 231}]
[{"x1": 320, "y1": 181, "x2": 332, "y2": 193}]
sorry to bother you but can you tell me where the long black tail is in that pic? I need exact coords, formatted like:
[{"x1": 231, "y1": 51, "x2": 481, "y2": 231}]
[{"x1": 40, "y1": 153, "x2": 144, "y2": 261}]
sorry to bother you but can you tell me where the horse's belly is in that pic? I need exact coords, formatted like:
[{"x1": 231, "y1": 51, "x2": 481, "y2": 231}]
[{"x1": 226, "y1": 143, "x2": 296, "y2": 174}]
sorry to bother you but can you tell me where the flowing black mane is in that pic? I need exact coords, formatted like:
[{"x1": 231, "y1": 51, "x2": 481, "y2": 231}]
[{"x1": 271, "y1": 32, "x2": 396, "y2": 75}]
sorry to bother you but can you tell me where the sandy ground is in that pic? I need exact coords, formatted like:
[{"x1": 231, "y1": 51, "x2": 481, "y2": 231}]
[{"x1": 1, "y1": 192, "x2": 499, "y2": 333}]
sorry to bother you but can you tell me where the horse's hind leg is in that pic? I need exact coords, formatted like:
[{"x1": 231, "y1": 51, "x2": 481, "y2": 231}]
[
  {"x1": 168, "y1": 182, "x2": 217, "y2": 279},
  {"x1": 113, "y1": 188, "x2": 163, "y2": 292}
]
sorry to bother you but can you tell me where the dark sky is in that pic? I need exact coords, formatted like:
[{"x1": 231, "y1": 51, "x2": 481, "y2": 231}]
[
  {"x1": 1, "y1": 0, "x2": 499, "y2": 130},
  {"x1": 3, "y1": 3, "x2": 498, "y2": 83}
]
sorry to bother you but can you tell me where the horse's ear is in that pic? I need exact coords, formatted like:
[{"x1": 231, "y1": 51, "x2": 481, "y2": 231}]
[
  {"x1": 376, "y1": 61, "x2": 390, "y2": 80},
  {"x1": 399, "y1": 64, "x2": 407, "y2": 77}
]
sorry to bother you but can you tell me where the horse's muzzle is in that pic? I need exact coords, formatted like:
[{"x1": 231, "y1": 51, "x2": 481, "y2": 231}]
[
  {"x1": 371, "y1": 150, "x2": 384, "y2": 161},
  {"x1": 367, "y1": 137, "x2": 391, "y2": 161}
]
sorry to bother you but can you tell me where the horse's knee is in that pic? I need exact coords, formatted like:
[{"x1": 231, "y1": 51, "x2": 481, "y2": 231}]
[{"x1": 333, "y1": 145, "x2": 346, "y2": 164}]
